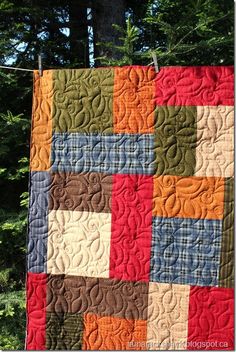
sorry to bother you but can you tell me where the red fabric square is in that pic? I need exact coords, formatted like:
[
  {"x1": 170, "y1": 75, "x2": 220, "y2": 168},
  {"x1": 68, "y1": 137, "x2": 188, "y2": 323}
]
[
  {"x1": 26, "y1": 272, "x2": 47, "y2": 350},
  {"x1": 109, "y1": 174, "x2": 153, "y2": 282},
  {"x1": 155, "y1": 66, "x2": 234, "y2": 106},
  {"x1": 187, "y1": 286, "x2": 234, "y2": 350}
]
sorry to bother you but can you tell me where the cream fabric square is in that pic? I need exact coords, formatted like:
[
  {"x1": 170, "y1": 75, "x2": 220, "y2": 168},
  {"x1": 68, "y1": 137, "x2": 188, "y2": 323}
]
[
  {"x1": 47, "y1": 210, "x2": 111, "y2": 278},
  {"x1": 147, "y1": 282, "x2": 190, "y2": 350},
  {"x1": 195, "y1": 106, "x2": 234, "y2": 177}
]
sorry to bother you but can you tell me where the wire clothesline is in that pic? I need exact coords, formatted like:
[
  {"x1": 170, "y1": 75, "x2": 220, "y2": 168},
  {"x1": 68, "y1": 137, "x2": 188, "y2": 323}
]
[
  {"x1": 0, "y1": 51, "x2": 160, "y2": 74},
  {"x1": 0, "y1": 65, "x2": 34, "y2": 72}
]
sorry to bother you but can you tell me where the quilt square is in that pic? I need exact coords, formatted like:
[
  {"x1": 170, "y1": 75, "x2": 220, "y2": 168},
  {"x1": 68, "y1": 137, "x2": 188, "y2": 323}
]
[
  {"x1": 46, "y1": 312, "x2": 83, "y2": 350},
  {"x1": 195, "y1": 106, "x2": 234, "y2": 177},
  {"x1": 83, "y1": 313, "x2": 147, "y2": 350},
  {"x1": 153, "y1": 175, "x2": 224, "y2": 220},
  {"x1": 147, "y1": 282, "x2": 190, "y2": 350},
  {"x1": 52, "y1": 68, "x2": 114, "y2": 134},
  {"x1": 113, "y1": 66, "x2": 156, "y2": 134},
  {"x1": 155, "y1": 66, "x2": 234, "y2": 106},
  {"x1": 188, "y1": 286, "x2": 234, "y2": 350},
  {"x1": 30, "y1": 70, "x2": 53, "y2": 171},
  {"x1": 49, "y1": 171, "x2": 113, "y2": 213},
  {"x1": 26, "y1": 273, "x2": 47, "y2": 350},
  {"x1": 219, "y1": 177, "x2": 234, "y2": 288},
  {"x1": 110, "y1": 174, "x2": 153, "y2": 282},
  {"x1": 51, "y1": 132, "x2": 155, "y2": 175},
  {"x1": 154, "y1": 106, "x2": 197, "y2": 176},
  {"x1": 150, "y1": 216, "x2": 222, "y2": 286},
  {"x1": 46, "y1": 275, "x2": 149, "y2": 321},
  {"x1": 47, "y1": 210, "x2": 111, "y2": 278},
  {"x1": 28, "y1": 171, "x2": 51, "y2": 273}
]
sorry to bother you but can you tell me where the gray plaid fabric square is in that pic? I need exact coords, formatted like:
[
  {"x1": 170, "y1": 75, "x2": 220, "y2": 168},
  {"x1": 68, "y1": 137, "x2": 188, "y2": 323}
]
[{"x1": 150, "y1": 216, "x2": 222, "y2": 286}]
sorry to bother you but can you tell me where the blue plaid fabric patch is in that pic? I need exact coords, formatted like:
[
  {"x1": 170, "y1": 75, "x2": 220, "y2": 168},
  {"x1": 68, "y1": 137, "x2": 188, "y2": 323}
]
[
  {"x1": 51, "y1": 133, "x2": 155, "y2": 175},
  {"x1": 150, "y1": 216, "x2": 222, "y2": 286}
]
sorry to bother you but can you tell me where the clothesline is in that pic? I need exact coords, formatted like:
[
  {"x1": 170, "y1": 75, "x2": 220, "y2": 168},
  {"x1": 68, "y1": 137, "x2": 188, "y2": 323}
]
[
  {"x1": 0, "y1": 65, "x2": 34, "y2": 72},
  {"x1": 0, "y1": 51, "x2": 159, "y2": 74}
]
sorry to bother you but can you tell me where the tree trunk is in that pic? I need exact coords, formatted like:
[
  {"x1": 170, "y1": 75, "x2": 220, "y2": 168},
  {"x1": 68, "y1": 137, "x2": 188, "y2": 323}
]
[
  {"x1": 92, "y1": 0, "x2": 126, "y2": 66},
  {"x1": 69, "y1": 0, "x2": 89, "y2": 67}
]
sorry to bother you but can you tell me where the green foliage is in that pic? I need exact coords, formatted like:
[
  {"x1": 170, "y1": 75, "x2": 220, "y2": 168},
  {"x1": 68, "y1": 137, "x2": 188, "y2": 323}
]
[
  {"x1": 0, "y1": 291, "x2": 26, "y2": 350},
  {"x1": 0, "y1": 110, "x2": 28, "y2": 350},
  {"x1": 96, "y1": 17, "x2": 140, "y2": 66},
  {"x1": 99, "y1": 0, "x2": 233, "y2": 66},
  {"x1": 141, "y1": 0, "x2": 233, "y2": 65}
]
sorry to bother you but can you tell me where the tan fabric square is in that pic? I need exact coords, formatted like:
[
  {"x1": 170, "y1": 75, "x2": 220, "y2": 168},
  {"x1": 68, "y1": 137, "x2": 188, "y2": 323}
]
[
  {"x1": 195, "y1": 106, "x2": 234, "y2": 177},
  {"x1": 47, "y1": 210, "x2": 111, "y2": 278},
  {"x1": 147, "y1": 282, "x2": 190, "y2": 350}
]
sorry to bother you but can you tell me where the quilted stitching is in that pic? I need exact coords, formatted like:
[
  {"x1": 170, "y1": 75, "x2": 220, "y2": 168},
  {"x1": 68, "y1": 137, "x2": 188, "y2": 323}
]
[
  {"x1": 52, "y1": 69, "x2": 114, "y2": 134},
  {"x1": 26, "y1": 65, "x2": 234, "y2": 351},
  {"x1": 150, "y1": 217, "x2": 222, "y2": 286},
  {"x1": 154, "y1": 106, "x2": 197, "y2": 176},
  {"x1": 51, "y1": 132, "x2": 155, "y2": 175}
]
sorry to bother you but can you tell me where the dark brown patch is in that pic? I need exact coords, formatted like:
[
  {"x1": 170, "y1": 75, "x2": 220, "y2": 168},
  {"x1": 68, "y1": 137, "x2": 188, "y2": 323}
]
[
  {"x1": 49, "y1": 171, "x2": 112, "y2": 213},
  {"x1": 46, "y1": 274, "x2": 149, "y2": 320}
]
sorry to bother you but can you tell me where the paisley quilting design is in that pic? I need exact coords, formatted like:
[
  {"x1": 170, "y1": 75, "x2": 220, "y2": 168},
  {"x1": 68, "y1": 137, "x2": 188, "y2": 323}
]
[
  {"x1": 150, "y1": 217, "x2": 222, "y2": 286},
  {"x1": 46, "y1": 313, "x2": 83, "y2": 350},
  {"x1": 147, "y1": 283, "x2": 190, "y2": 350},
  {"x1": 52, "y1": 68, "x2": 114, "y2": 134},
  {"x1": 154, "y1": 106, "x2": 197, "y2": 176},
  {"x1": 49, "y1": 171, "x2": 113, "y2": 213},
  {"x1": 26, "y1": 66, "x2": 234, "y2": 351},
  {"x1": 82, "y1": 313, "x2": 147, "y2": 350},
  {"x1": 51, "y1": 132, "x2": 155, "y2": 175},
  {"x1": 195, "y1": 106, "x2": 234, "y2": 177},
  {"x1": 47, "y1": 210, "x2": 112, "y2": 278},
  {"x1": 153, "y1": 175, "x2": 224, "y2": 220},
  {"x1": 113, "y1": 66, "x2": 156, "y2": 134}
]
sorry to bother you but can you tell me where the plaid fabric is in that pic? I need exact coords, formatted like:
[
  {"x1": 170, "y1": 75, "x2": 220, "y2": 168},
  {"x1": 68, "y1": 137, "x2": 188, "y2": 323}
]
[
  {"x1": 27, "y1": 66, "x2": 234, "y2": 351},
  {"x1": 51, "y1": 132, "x2": 155, "y2": 175},
  {"x1": 150, "y1": 216, "x2": 222, "y2": 286}
]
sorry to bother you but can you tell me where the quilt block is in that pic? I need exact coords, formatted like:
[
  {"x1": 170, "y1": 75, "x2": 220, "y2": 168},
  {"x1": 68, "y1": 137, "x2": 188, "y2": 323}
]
[{"x1": 26, "y1": 66, "x2": 234, "y2": 350}]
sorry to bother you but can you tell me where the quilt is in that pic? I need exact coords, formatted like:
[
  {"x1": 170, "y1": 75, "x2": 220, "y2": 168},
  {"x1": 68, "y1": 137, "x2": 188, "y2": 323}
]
[{"x1": 26, "y1": 65, "x2": 234, "y2": 350}]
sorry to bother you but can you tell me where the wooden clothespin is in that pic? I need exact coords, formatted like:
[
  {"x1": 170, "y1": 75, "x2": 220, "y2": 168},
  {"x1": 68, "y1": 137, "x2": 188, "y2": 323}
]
[
  {"x1": 151, "y1": 51, "x2": 159, "y2": 73},
  {"x1": 38, "y1": 53, "x2": 43, "y2": 76}
]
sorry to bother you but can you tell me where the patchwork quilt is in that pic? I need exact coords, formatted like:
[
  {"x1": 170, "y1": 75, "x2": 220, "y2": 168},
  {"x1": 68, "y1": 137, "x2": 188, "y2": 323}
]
[{"x1": 26, "y1": 66, "x2": 234, "y2": 350}]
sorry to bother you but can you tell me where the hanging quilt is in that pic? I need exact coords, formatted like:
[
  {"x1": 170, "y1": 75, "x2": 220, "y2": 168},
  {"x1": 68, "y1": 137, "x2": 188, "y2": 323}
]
[{"x1": 26, "y1": 66, "x2": 234, "y2": 350}]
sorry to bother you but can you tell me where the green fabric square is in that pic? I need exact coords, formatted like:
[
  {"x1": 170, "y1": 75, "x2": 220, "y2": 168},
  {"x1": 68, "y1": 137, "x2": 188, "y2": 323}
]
[
  {"x1": 219, "y1": 177, "x2": 234, "y2": 288},
  {"x1": 154, "y1": 106, "x2": 197, "y2": 176},
  {"x1": 52, "y1": 68, "x2": 114, "y2": 133},
  {"x1": 46, "y1": 312, "x2": 83, "y2": 350}
]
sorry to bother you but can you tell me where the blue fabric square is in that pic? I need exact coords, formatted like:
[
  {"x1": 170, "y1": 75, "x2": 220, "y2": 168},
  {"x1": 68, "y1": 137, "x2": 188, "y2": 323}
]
[
  {"x1": 27, "y1": 171, "x2": 51, "y2": 273},
  {"x1": 150, "y1": 216, "x2": 222, "y2": 286},
  {"x1": 51, "y1": 132, "x2": 155, "y2": 175}
]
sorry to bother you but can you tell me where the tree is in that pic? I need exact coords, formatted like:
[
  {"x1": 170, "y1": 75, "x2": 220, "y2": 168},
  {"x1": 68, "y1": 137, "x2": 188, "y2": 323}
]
[{"x1": 92, "y1": 0, "x2": 126, "y2": 65}]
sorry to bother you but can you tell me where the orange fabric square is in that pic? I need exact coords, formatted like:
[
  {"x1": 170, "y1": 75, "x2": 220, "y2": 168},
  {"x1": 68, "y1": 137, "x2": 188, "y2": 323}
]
[
  {"x1": 83, "y1": 313, "x2": 147, "y2": 350},
  {"x1": 153, "y1": 175, "x2": 224, "y2": 220},
  {"x1": 30, "y1": 70, "x2": 53, "y2": 171},
  {"x1": 113, "y1": 66, "x2": 156, "y2": 133}
]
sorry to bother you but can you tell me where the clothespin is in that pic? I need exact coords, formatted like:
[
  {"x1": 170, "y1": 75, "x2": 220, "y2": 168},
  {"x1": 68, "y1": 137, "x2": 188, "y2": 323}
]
[
  {"x1": 38, "y1": 53, "x2": 43, "y2": 76},
  {"x1": 151, "y1": 51, "x2": 159, "y2": 73}
]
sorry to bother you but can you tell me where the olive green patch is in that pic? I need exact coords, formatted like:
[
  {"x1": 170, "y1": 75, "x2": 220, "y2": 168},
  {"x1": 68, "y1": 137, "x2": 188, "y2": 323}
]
[
  {"x1": 154, "y1": 106, "x2": 197, "y2": 176},
  {"x1": 46, "y1": 312, "x2": 83, "y2": 350},
  {"x1": 52, "y1": 68, "x2": 114, "y2": 133},
  {"x1": 219, "y1": 177, "x2": 234, "y2": 288}
]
